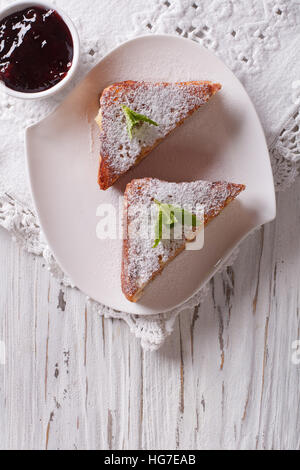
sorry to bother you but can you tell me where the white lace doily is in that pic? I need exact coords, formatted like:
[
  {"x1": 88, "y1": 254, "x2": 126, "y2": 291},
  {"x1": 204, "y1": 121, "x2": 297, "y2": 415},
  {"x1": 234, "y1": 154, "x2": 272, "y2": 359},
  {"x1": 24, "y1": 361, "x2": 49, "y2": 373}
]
[{"x1": 1, "y1": 0, "x2": 300, "y2": 350}]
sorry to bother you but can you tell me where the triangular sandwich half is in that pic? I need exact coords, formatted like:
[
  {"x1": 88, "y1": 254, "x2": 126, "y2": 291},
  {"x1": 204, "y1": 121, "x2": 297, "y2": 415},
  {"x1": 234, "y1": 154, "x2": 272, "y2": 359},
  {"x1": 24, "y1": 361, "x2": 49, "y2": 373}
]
[
  {"x1": 122, "y1": 177, "x2": 245, "y2": 302},
  {"x1": 95, "y1": 81, "x2": 221, "y2": 190}
]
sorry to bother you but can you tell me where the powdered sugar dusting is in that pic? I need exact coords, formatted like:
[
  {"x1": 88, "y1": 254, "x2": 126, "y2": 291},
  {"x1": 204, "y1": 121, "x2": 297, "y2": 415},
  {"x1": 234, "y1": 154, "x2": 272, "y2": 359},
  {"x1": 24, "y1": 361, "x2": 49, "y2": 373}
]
[
  {"x1": 124, "y1": 178, "x2": 244, "y2": 295},
  {"x1": 99, "y1": 81, "x2": 218, "y2": 176}
]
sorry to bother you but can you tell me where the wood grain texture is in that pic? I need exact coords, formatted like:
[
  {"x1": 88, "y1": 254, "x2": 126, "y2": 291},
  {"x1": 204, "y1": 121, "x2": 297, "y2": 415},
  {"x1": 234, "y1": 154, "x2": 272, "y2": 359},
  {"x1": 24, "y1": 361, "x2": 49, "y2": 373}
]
[{"x1": 0, "y1": 180, "x2": 300, "y2": 450}]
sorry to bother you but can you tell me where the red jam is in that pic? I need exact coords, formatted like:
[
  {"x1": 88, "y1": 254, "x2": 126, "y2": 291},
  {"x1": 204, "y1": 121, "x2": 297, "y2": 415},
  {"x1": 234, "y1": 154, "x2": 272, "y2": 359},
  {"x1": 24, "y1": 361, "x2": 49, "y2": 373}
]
[{"x1": 0, "y1": 6, "x2": 73, "y2": 93}]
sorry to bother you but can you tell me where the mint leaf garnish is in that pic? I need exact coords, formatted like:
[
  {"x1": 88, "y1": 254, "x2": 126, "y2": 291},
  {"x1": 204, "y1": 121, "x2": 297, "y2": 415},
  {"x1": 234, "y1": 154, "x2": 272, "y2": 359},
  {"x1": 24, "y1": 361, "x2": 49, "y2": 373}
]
[
  {"x1": 152, "y1": 209, "x2": 163, "y2": 248},
  {"x1": 154, "y1": 199, "x2": 178, "y2": 226},
  {"x1": 121, "y1": 105, "x2": 158, "y2": 140},
  {"x1": 152, "y1": 200, "x2": 202, "y2": 248}
]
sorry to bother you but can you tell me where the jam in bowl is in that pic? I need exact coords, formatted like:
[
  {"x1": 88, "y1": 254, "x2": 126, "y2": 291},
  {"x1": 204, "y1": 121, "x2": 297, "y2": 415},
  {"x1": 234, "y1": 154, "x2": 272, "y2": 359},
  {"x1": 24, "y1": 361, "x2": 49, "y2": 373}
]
[{"x1": 0, "y1": 2, "x2": 79, "y2": 98}]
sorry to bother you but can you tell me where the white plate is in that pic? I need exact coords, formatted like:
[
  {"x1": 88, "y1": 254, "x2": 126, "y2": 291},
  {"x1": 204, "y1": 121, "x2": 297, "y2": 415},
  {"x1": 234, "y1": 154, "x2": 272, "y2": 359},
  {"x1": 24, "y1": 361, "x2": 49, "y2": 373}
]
[{"x1": 26, "y1": 35, "x2": 276, "y2": 315}]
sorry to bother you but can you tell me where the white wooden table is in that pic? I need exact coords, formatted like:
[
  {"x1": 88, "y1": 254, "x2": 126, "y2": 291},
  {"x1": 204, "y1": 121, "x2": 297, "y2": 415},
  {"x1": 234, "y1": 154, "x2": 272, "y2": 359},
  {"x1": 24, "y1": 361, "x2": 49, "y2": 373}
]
[{"x1": 0, "y1": 179, "x2": 300, "y2": 450}]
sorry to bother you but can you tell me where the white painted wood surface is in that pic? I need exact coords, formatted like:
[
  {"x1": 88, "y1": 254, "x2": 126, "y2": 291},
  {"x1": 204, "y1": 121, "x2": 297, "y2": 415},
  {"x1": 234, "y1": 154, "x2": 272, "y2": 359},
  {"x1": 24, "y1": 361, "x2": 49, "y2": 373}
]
[{"x1": 0, "y1": 179, "x2": 300, "y2": 450}]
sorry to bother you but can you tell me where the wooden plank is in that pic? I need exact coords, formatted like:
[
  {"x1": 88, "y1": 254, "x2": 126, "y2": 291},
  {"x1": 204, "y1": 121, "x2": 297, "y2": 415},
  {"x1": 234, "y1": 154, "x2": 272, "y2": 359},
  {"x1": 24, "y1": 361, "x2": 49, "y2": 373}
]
[{"x1": 0, "y1": 179, "x2": 299, "y2": 449}]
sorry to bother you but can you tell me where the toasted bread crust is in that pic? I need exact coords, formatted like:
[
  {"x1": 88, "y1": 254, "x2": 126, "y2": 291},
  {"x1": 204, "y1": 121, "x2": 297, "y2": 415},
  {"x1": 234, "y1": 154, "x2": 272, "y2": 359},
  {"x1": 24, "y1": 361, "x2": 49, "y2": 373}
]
[
  {"x1": 121, "y1": 178, "x2": 245, "y2": 302},
  {"x1": 122, "y1": 235, "x2": 186, "y2": 302},
  {"x1": 97, "y1": 81, "x2": 221, "y2": 190}
]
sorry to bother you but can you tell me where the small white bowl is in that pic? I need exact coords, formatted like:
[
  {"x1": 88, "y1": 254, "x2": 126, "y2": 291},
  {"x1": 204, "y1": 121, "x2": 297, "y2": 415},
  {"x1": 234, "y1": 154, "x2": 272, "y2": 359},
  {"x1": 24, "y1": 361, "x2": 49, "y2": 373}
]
[{"x1": 0, "y1": 0, "x2": 80, "y2": 99}]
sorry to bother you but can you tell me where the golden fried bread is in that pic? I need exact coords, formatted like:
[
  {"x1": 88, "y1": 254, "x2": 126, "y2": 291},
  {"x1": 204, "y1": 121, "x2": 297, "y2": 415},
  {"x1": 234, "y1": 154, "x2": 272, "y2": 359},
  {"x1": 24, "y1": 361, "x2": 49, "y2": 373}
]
[
  {"x1": 122, "y1": 177, "x2": 245, "y2": 302},
  {"x1": 96, "y1": 81, "x2": 221, "y2": 190}
]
